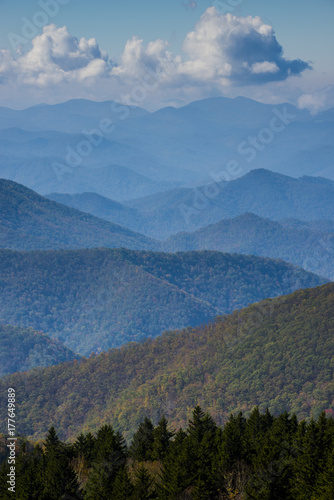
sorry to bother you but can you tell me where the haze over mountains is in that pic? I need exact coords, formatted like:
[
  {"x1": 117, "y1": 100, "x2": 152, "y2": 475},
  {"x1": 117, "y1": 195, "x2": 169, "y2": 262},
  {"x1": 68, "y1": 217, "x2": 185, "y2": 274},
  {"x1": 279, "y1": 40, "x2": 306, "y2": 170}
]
[
  {"x1": 2, "y1": 176, "x2": 333, "y2": 281},
  {"x1": 0, "y1": 179, "x2": 156, "y2": 251},
  {"x1": 0, "y1": 324, "x2": 80, "y2": 377},
  {"x1": 1, "y1": 247, "x2": 325, "y2": 355},
  {"x1": 47, "y1": 169, "x2": 334, "y2": 239},
  {"x1": 0, "y1": 97, "x2": 333, "y2": 201},
  {"x1": 0, "y1": 95, "x2": 333, "y2": 448},
  {"x1": 164, "y1": 213, "x2": 334, "y2": 280}
]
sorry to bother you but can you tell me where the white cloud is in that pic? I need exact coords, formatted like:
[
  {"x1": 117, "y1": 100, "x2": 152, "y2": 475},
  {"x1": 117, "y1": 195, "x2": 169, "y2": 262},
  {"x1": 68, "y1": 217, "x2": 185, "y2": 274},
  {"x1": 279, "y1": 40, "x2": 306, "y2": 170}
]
[
  {"x1": 0, "y1": 9, "x2": 313, "y2": 108},
  {"x1": 251, "y1": 62, "x2": 280, "y2": 74},
  {"x1": 298, "y1": 85, "x2": 334, "y2": 114},
  {"x1": 0, "y1": 24, "x2": 110, "y2": 88},
  {"x1": 180, "y1": 9, "x2": 310, "y2": 85}
]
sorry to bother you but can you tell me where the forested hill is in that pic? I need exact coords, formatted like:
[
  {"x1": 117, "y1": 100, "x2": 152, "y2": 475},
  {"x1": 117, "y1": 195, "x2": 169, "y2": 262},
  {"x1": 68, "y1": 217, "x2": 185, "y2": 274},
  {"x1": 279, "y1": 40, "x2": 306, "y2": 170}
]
[
  {"x1": 0, "y1": 282, "x2": 332, "y2": 442},
  {"x1": 0, "y1": 248, "x2": 326, "y2": 355},
  {"x1": 125, "y1": 169, "x2": 334, "y2": 238},
  {"x1": 164, "y1": 213, "x2": 334, "y2": 280},
  {"x1": 0, "y1": 178, "x2": 157, "y2": 251},
  {"x1": 0, "y1": 324, "x2": 80, "y2": 376}
]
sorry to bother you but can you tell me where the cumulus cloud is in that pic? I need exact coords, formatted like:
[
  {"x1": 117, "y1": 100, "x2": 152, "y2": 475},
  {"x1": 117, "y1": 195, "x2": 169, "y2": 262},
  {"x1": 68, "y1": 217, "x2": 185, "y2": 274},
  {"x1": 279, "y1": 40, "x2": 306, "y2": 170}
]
[
  {"x1": 0, "y1": 9, "x2": 312, "y2": 107},
  {"x1": 298, "y1": 85, "x2": 334, "y2": 114},
  {"x1": 180, "y1": 9, "x2": 310, "y2": 85},
  {"x1": 0, "y1": 24, "x2": 110, "y2": 87}
]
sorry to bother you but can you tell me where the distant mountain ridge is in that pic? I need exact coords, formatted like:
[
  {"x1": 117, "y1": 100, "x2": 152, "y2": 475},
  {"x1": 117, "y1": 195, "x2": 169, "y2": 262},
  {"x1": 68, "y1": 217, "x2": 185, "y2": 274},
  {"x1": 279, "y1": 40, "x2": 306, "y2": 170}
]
[
  {"x1": 0, "y1": 324, "x2": 80, "y2": 377},
  {"x1": 0, "y1": 247, "x2": 326, "y2": 355},
  {"x1": 46, "y1": 191, "x2": 145, "y2": 230},
  {"x1": 46, "y1": 170, "x2": 334, "y2": 239},
  {"x1": 125, "y1": 169, "x2": 334, "y2": 238},
  {"x1": 0, "y1": 96, "x2": 333, "y2": 199},
  {"x1": 164, "y1": 213, "x2": 334, "y2": 280},
  {"x1": 1, "y1": 282, "x2": 332, "y2": 441},
  {"x1": 0, "y1": 178, "x2": 157, "y2": 251}
]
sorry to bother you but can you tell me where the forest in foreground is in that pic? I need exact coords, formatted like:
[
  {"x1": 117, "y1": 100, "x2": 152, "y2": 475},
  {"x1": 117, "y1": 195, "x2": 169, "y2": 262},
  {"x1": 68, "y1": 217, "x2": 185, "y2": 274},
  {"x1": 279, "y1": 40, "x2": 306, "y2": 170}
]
[{"x1": 0, "y1": 407, "x2": 333, "y2": 499}]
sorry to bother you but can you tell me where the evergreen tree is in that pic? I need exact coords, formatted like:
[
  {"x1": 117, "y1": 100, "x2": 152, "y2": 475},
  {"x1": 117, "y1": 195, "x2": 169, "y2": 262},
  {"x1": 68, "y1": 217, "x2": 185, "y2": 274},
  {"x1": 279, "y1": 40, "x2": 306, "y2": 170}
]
[
  {"x1": 130, "y1": 417, "x2": 155, "y2": 462},
  {"x1": 111, "y1": 468, "x2": 135, "y2": 499},
  {"x1": 14, "y1": 445, "x2": 44, "y2": 500},
  {"x1": 184, "y1": 406, "x2": 219, "y2": 499},
  {"x1": 292, "y1": 414, "x2": 332, "y2": 500},
  {"x1": 132, "y1": 465, "x2": 157, "y2": 499},
  {"x1": 152, "y1": 416, "x2": 174, "y2": 460},
  {"x1": 158, "y1": 428, "x2": 189, "y2": 499},
  {"x1": 84, "y1": 461, "x2": 114, "y2": 500},
  {"x1": 74, "y1": 432, "x2": 96, "y2": 467},
  {"x1": 84, "y1": 425, "x2": 127, "y2": 499},
  {"x1": 246, "y1": 413, "x2": 297, "y2": 500},
  {"x1": 93, "y1": 425, "x2": 127, "y2": 464}
]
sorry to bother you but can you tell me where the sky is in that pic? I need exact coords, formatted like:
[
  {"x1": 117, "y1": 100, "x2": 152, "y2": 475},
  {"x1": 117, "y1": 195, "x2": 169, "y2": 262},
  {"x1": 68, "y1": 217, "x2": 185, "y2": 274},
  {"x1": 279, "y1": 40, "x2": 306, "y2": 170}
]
[{"x1": 0, "y1": 0, "x2": 333, "y2": 111}]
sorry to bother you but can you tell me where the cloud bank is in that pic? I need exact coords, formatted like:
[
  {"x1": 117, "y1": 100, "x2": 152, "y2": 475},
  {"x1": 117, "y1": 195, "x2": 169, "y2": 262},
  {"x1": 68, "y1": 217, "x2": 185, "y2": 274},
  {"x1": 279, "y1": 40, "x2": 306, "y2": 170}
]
[
  {"x1": 298, "y1": 85, "x2": 334, "y2": 114},
  {"x1": 0, "y1": 8, "x2": 312, "y2": 108}
]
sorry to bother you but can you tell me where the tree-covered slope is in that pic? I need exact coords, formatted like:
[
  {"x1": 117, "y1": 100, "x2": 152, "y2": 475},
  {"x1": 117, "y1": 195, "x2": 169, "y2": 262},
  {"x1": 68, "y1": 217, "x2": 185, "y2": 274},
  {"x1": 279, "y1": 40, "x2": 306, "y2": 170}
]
[
  {"x1": 0, "y1": 283, "x2": 332, "y2": 442},
  {"x1": 164, "y1": 213, "x2": 334, "y2": 280},
  {"x1": 0, "y1": 324, "x2": 80, "y2": 376},
  {"x1": 0, "y1": 248, "x2": 326, "y2": 355},
  {"x1": 46, "y1": 191, "x2": 145, "y2": 230},
  {"x1": 125, "y1": 169, "x2": 334, "y2": 238},
  {"x1": 0, "y1": 178, "x2": 157, "y2": 251}
]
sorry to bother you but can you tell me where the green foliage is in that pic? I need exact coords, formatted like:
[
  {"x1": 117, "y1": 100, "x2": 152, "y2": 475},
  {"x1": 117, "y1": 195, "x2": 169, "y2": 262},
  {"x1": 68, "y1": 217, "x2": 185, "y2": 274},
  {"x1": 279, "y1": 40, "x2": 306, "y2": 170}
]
[
  {"x1": 130, "y1": 417, "x2": 155, "y2": 462},
  {"x1": 152, "y1": 416, "x2": 174, "y2": 460},
  {"x1": 1, "y1": 409, "x2": 333, "y2": 499},
  {"x1": 41, "y1": 426, "x2": 80, "y2": 500},
  {"x1": 132, "y1": 465, "x2": 157, "y2": 499}
]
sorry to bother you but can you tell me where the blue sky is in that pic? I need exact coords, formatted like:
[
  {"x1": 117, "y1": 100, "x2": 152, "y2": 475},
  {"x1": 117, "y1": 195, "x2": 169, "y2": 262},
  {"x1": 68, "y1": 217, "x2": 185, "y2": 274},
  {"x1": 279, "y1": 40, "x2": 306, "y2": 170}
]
[{"x1": 0, "y1": 0, "x2": 333, "y2": 111}]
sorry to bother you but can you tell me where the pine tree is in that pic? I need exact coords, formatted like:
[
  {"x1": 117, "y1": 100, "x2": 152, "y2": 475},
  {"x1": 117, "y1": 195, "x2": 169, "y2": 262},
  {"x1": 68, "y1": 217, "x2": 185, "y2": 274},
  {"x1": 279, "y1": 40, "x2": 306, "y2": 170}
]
[
  {"x1": 246, "y1": 413, "x2": 297, "y2": 500},
  {"x1": 185, "y1": 406, "x2": 219, "y2": 499},
  {"x1": 84, "y1": 461, "x2": 114, "y2": 500},
  {"x1": 130, "y1": 417, "x2": 155, "y2": 462},
  {"x1": 158, "y1": 428, "x2": 189, "y2": 499},
  {"x1": 14, "y1": 445, "x2": 44, "y2": 500},
  {"x1": 292, "y1": 413, "x2": 333, "y2": 500},
  {"x1": 42, "y1": 426, "x2": 80, "y2": 500},
  {"x1": 74, "y1": 432, "x2": 96, "y2": 467},
  {"x1": 111, "y1": 468, "x2": 135, "y2": 499},
  {"x1": 93, "y1": 425, "x2": 127, "y2": 464},
  {"x1": 132, "y1": 465, "x2": 157, "y2": 499},
  {"x1": 84, "y1": 425, "x2": 127, "y2": 499},
  {"x1": 152, "y1": 416, "x2": 174, "y2": 460}
]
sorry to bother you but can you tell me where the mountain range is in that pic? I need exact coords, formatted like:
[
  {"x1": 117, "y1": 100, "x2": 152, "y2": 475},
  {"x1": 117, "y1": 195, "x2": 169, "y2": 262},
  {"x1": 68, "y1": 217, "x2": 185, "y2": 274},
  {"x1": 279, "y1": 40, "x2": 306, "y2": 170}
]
[
  {"x1": 125, "y1": 169, "x2": 334, "y2": 238},
  {"x1": 47, "y1": 169, "x2": 334, "y2": 239},
  {"x1": 0, "y1": 178, "x2": 156, "y2": 251},
  {"x1": 0, "y1": 282, "x2": 332, "y2": 442},
  {"x1": 0, "y1": 97, "x2": 333, "y2": 201},
  {"x1": 0, "y1": 247, "x2": 326, "y2": 355},
  {"x1": 2, "y1": 177, "x2": 333, "y2": 281},
  {"x1": 0, "y1": 324, "x2": 80, "y2": 377},
  {"x1": 164, "y1": 212, "x2": 334, "y2": 280}
]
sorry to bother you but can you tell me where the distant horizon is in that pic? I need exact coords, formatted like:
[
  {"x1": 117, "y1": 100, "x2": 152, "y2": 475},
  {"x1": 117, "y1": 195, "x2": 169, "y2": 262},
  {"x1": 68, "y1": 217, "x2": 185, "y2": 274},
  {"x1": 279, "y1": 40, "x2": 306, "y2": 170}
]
[
  {"x1": 0, "y1": 2, "x2": 333, "y2": 112},
  {"x1": 1, "y1": 93, "x2": 330, "y2": 114}
]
